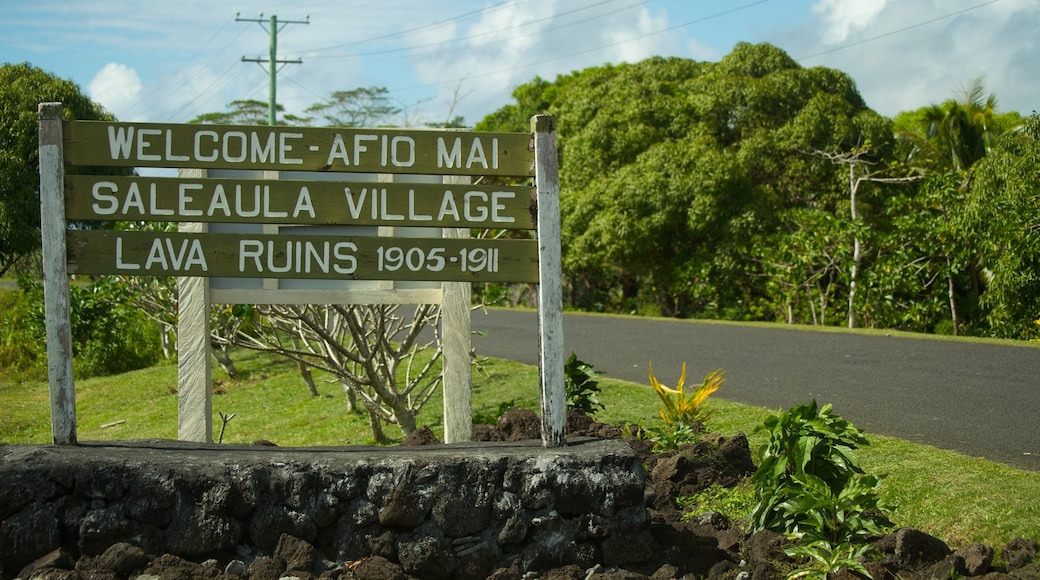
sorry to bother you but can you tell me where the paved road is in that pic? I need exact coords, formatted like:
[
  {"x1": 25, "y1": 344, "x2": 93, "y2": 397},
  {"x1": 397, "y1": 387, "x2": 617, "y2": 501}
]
[{"x1": 470, "y1": 309, "x2": 1040, "y2": 471}]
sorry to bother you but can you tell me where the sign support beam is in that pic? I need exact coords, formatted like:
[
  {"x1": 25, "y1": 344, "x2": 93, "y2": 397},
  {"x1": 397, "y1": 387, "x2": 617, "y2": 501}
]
[
  {"x1": 37, "y1": 102, "x2": 77, "y2": 445},
  {"x1": 533, "y1": 115, "x2": 565, "y2": 448},
  {"x1": 177, "y1": 168, "x2": 213, "y2": 443}
]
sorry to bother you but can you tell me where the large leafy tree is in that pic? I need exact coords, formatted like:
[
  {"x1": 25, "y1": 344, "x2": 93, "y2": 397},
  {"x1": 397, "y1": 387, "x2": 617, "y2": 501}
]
[
  {"x1": 0, "y1": 62, "x2": 125, "y2": 275},
  {"x1": 480, "y1": 44, "x2": 892, "y2": 319},
  {"x1": 305, "y1": 86, "x2": 400, "y2": 128},
  {"x1": 885, "y1": 80, "x2": 1024, "y2": 335},
  {"x1": 190, "y1": 98, "x2": 310, "y2": 126},
  {"x1": 895, "y1": 78, "x2": 1022, "y2": 174},
  {"x1": 963, "y1": 113, "x2": 1040, "y2": 339}
]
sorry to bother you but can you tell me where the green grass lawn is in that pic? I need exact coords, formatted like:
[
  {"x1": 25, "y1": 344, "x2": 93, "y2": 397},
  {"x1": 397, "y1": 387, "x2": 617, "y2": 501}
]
[{"x1": 2, "y1": 348, "x2": 1038, "y2": 549}]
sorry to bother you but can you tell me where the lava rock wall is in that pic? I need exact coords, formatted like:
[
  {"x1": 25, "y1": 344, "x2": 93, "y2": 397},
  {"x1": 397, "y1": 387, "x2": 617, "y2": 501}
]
[{"x1": 0, "y1": 438, "x2": 649, "y2": 579}]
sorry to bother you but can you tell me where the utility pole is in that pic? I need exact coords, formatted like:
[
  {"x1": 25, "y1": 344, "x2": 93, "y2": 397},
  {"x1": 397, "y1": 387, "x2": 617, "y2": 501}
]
[{"x1": 236, "y1": 13, "x2": 309, "y2": 126}]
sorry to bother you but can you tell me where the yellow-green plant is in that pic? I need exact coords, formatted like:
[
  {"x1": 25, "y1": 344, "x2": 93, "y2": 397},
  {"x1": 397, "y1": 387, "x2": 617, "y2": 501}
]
[{"x1": 648, "y1": 361, "x2": 724, "y2": 427}]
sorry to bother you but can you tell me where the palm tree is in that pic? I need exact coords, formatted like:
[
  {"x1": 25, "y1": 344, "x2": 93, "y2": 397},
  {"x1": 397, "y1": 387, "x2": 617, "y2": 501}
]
[
  {"x1": 897, "y1": 78, "x2": 1021, "y2": 174},
  {"x1": 892, "y1": 79, "x2": 1022, "y2": 335}
]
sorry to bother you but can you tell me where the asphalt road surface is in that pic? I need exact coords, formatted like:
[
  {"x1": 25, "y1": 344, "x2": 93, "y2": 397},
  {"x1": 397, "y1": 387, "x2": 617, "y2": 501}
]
[{"x1": 470, "y1": 309, "x2": 1040, "y2": 471}]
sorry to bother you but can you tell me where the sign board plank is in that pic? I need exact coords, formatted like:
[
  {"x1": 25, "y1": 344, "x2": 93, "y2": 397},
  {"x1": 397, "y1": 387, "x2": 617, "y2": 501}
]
[
  {"x1": 67, "y1": 230, "x2": 539, "y2": 283},
  {"x1": 63, "y1": 121, "x2": 533, "y2": 177},
  {"x1": 64, "y1": 175, "x2": 536, "y2": 229}
]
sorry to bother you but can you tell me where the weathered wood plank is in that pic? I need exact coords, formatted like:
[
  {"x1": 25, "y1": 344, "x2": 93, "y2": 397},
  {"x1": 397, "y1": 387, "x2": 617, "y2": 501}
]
[
  {"x1": 66, "y1": 230, "x2": 540, "y2": 283},
  {"x1": 441, "y1": 175, "x2": 473, "y2": 444},
  {"x1": 176, "y1": 168, "x2": 213, "y2": 443},
  {"x1": 64, "y1": 175, "x2": 535, "y2": 229},
  {"x1": 37, "y1": 102, "x2": 77, "y2": 445},
  {"x1": 63, "y1": 121, "x2": 534, "y2": 176},
  {"x1": 532, "y1": 114, "x2": 566, "y2": 448}
]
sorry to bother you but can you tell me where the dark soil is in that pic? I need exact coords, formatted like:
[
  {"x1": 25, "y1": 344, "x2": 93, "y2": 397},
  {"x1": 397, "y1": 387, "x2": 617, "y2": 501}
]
[{"x1": 18, "y1": 409, "x2": 1040, "y2": 579}]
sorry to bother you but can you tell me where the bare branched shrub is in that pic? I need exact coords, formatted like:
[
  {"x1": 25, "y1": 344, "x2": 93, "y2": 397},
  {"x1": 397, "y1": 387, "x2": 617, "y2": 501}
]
[{"x1": 222, "y1": 303, "x2": 442, "y2": 443}]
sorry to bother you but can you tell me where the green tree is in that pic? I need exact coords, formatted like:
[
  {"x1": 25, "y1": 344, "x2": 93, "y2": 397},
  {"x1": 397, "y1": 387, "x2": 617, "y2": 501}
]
[
  {"x1": 887, "y1": 80, "x2": 1024, "y2": 335},
  {"x1": 963, "y1": 113, "x2": 1040, "y2": 338},
  {"x1": 305, "y1": 86, "x2": 401, "y2": 128},
  {"x1": 895, "y1": 78, "x2": 1021, "y2": 174},
  {"x1": 480, "y1": 44, "x2": 892, "y2": 320},
  {"x1": 190, "y1": 98, "x2": 310, "y2": 125},
  {"x1": 0, "y1": 62, "x2": 124, "y2": 275}
]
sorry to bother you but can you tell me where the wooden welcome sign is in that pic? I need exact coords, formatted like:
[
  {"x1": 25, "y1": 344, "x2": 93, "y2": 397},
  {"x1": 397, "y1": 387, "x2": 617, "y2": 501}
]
[{"x1": 37, "y1": 104, "x2": 564, "y2": 448}]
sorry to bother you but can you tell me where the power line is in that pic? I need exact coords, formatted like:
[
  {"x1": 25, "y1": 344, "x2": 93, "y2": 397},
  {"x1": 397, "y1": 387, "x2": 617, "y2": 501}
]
[
  {"x1": 294, "y1": 0, "x2": 516, "y2": 55},
  {"x1": 383, "y1": 0, "x2": 774, "y2": 95},
  {"x1": 236, "y1": 12, "x2": 310, "y2": 125},
  {"x1": 796, "y1": 0, "x2": 1001, "y2": 61},
  {"x1": 308, "y1": 0, "x2": 636, "y2": 61}
]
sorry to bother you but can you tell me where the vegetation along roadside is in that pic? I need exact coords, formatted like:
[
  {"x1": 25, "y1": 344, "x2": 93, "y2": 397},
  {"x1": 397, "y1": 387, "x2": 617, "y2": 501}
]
[{"x1": 1, "y1": 348, "x2": 1037, "y2": 553}]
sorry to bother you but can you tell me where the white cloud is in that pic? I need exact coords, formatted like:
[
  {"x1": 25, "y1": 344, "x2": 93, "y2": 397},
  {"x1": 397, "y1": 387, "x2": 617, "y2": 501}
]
[
  {"x1": 88, "y1": 63, "x2": 141, "y2": 119},
  {"x1": 812, "y1": 0, "x2": 890, "y2": 44},
  {"x1": 786, "y1": 1, "x2": 1040, "y2": 116},
  {"x1": 685, "y1": 37, "x2": 718, "y2": 62}
]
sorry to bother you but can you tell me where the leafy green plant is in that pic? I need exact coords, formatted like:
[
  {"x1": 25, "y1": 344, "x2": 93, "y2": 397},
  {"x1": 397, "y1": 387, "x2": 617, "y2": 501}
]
[
  {"x1": 678, "y1": 481, "x2": 756, "y2": 524},
  {"x1": 564, "y1": 352, "x2": 605, "y2": 415},
  {"x1": 649, "y1": 361, "x2": 724, "y2": 427},
  {"x1": 642, "y1": 422, "x2": 702, "y2": 452},
  {"x1": 751, "y1": 400, "x2": 892, "y2": 579},
  {"x1": 784, "y1": 540, "x2": 875, "y2": 580},
  {"x1": 10, "y1": 276, "x2": 162, "y2": 378}
]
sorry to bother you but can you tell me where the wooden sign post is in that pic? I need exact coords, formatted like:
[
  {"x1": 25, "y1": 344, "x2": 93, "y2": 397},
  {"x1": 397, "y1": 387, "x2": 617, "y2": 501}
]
[{"x1": 37, "y1": 106, "x2": 566, "y2": 447}]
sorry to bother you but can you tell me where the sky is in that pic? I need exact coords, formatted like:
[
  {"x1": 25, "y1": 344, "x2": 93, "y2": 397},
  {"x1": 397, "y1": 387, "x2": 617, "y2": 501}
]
[{"x1": 4, "y1": 0, "x2": 1038, "y2": 128}]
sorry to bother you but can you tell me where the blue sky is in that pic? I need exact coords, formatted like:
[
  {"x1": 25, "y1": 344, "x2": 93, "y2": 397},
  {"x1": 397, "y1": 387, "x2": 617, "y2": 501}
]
[{"x1": 5, "y1": 0, "x2": 1037, "y2": 126}]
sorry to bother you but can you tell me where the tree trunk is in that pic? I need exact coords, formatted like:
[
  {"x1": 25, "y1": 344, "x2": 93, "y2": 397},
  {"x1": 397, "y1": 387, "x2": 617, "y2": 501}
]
[
  {"x1": 298, "y1": 361, "x2": 319, "y2": 397},
  {"x1": 159, "y1": 323, "x2": 174, "y2": 359},
  {"x1": 947, "y1": 257, "x2": 960, "y2": 336},
  {"x1": 341, "y1": 382, "x2": 358, "y2": 413},
  {"x1": 848, "y1": 163, "x2": 860, "y2": 329},
  {"x1": 212, "y1": 347, "x2": 238, "y2": 378}
]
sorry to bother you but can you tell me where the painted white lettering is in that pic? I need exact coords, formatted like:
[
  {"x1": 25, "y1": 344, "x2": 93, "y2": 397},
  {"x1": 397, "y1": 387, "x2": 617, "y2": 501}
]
[
  {"x1": 107, "y1": 126, "x2": 134, "y2": 160},
  {"x1": 239, "y1": 240, "x2": 264, "y2": 271},
  {"x1": 236, "y1": 185, "x2": 261, "y2": 218},
  {"x1": 464, "y1": 191, "x2": 488, "y2": 222},
  {"x1": 263, "y1": 185, "x2": 288, "y2": 218},
  {"x1": 122, "y1": 182, "x2": 145, "y2": 215},
  {"x1": 178, "y1": 183, "x2": 204, "y2": 217},
  {"x1": 115, "y1": 237, "x2": 140, "y2": 270},
  {"x1": 144, "y1": 238, "x2": 169, "y2": 270},
  {"x1": 390, "y1": 136, "x2": 415, "y2": 167},
  {"x1": 279, "y1": 132, "x2": 303, "y2": 165},
  {"x1": 266, "y1": 240, "x2": 292, "y2": 273},
  {"x1": 304, "y1": 242, "x2": 328, "y2": 273},
  {"x1": 223, "y1": 131, "x2": 247, "y2": 163},
  {"x1": 292, "y1": 187, "x2": 315, "y2": 219},
  {"x1": 136, "y1": 128, "x2": 163, "y2": 161},
  {"x1": 91, "y1": 181, "x2": 119, "y2": 215},
  {"x1": 466, "y1": 138, "x2": 488, "y2": 169},
  {"x1": 251, "y1": 132, "x2": 276, "y2": 163},
  {"x1": 437, "y1": 137, "x2": 462, "y2": 168},
  {"x1": 407, "y1": 189, "x2": 432, "y2": 221},
  {"x1": 381, "y1": 189, "x2": 404, "y2": 221},
  {"x1": 208, "y1": 185, "x2": 231, "y2": 217},
  {"x1": 333, "y1": 242, "x2": 358, "y2": 274},
  {"x1": 344, "y1": 187, "x2": 367, "y2": 220},
  {"x1": 326, "y1": 134, "x2": 350, "y2": 166},
  {"x1": 437, "y1": 190, "x2": 460, "y2": 222},
  {"x1": 491, "y1": 191, "x2": 515, "y2": 223},
  {"x1": 149, "y1": 183, "x2": 174, "y2": 216},
  {"x1": 353, "y1": 134, "x2": 378, "y2": 166},
  {"x1": 164, "y1": 130, "x2": 190, "y2": 162},
  {"x1": 184, "y1": 239, "x2": 208, "y2": 271},
  {"x1": 194, "y1": 131, "x2": 219, "y2": 162}
]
